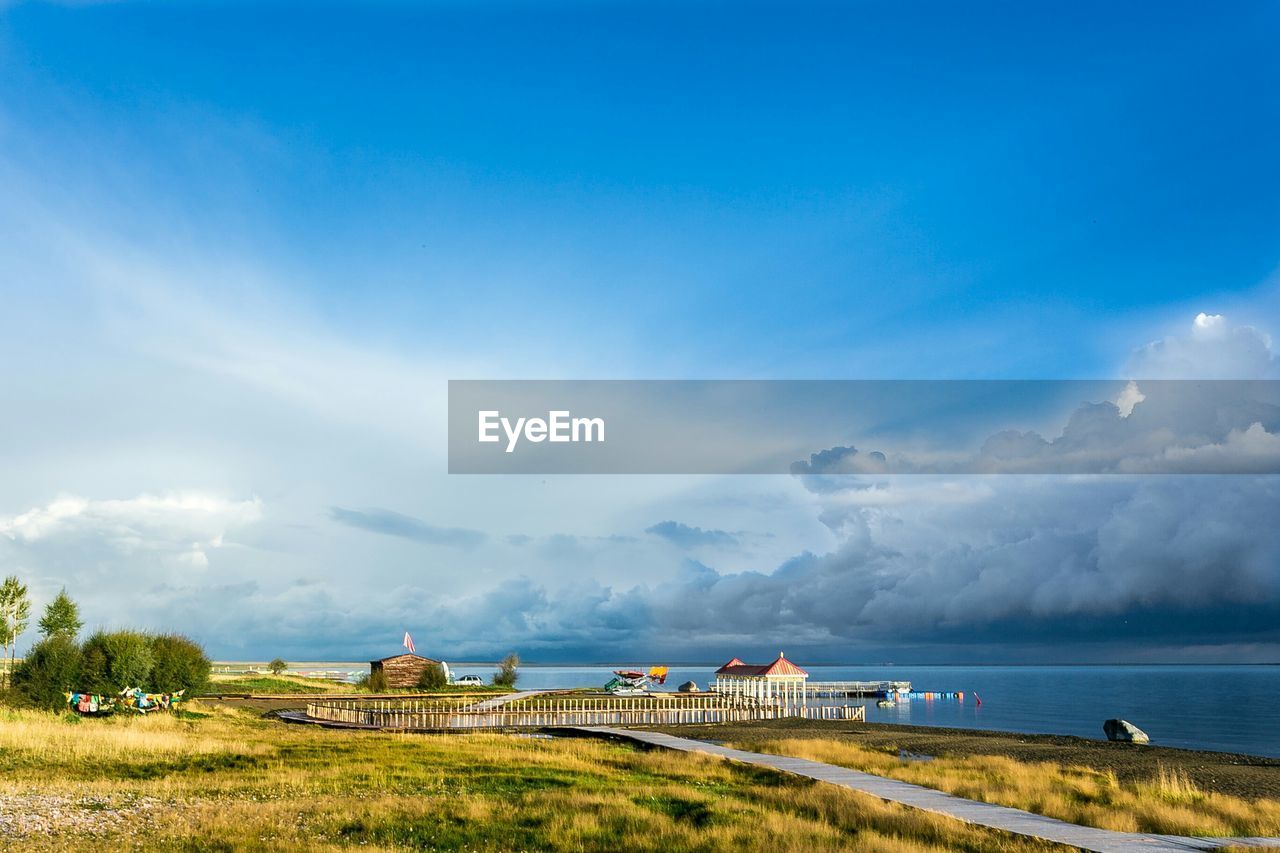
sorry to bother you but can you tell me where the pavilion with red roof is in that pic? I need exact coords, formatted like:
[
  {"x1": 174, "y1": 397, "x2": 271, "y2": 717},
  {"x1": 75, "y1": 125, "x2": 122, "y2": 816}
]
[{"x1": 711, "y1": 652, "x2": 809, "y2": 711}]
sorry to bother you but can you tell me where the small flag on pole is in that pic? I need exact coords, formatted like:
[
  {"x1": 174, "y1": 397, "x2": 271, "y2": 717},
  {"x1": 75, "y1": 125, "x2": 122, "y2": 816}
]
[{"x1": 403, "y1": 632, "x2": 415, "y2": 654}]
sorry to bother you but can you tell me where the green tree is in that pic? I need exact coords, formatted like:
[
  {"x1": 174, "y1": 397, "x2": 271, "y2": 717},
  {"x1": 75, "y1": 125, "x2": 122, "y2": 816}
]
[
  {"x1": 11, "y1": 634, "x2": 82, "y2": 710},
  {"x1": 149, "y1": 634, "x2": 210, "y2": 694},
  {"x1": 37, "y1": 588, "x2": 83, "y2": 640},
  {"x1": 267, "y1": 657, "x2": 288, "y2": 675},
  {"x1": 493, "y1": 652, "x2": 520, "y2": 688},
  {"x1": 0, "y1": 576, "x2": 32, "y2": 688},
  {"x1": 416, "y1": 661, "x2": 447, "y2": 690},
  {"x1": 80, "y1": 629, "x2": 154, "y2": 693}
]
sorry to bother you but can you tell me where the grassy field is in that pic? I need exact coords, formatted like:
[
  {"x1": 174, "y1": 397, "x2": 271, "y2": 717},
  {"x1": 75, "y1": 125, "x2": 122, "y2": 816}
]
[
  {"x1": 735, "y1": 736, "x2": 1280, "y2": 837},
  {"x1": 207, "y1": 673, "x2": 356, "y2": 694},
  {"x1": 647, "y1": 719, "x2": 1280, "y2": 838},
  {"x1": 0, "y1": 704, "x2": 1064, "y2": 852}
]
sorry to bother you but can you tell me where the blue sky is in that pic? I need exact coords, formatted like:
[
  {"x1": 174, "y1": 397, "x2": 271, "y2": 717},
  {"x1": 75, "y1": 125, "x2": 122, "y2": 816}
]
[{"x1": 0, "y1": 1, "x2": 1278, "y2": 663}]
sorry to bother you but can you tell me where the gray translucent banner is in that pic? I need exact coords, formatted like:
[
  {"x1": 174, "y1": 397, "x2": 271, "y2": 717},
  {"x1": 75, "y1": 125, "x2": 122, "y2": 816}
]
[{"x1": 447, "y1": 379, "x2": 1280, "y2": 475}]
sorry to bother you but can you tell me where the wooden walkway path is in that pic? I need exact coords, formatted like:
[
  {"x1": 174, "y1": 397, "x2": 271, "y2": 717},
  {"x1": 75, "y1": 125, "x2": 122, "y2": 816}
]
[
  {"x1": 461, "y1": 690, "x2": 552, "y2": 712},
  {"x1": 570, "y1": 727, "x2": 1280, "y2": 853}
]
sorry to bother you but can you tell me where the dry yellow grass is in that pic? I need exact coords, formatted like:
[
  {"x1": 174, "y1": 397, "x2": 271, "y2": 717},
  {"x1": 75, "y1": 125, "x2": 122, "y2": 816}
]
[
  {"x1": 734, "y1": 736, "x2": 1280, "y2": 838},
  {"x1": 0, "y1": 706, "x2": 1062, "y2": 851},
  {"x1": 0, "y1": 704, "x2": 265, "y2": 762}
]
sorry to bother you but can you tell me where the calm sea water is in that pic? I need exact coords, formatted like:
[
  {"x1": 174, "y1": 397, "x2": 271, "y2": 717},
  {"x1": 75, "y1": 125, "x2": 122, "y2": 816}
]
[{"x1": 299, "y1": 663, "x2": 1280, "y2": 757}]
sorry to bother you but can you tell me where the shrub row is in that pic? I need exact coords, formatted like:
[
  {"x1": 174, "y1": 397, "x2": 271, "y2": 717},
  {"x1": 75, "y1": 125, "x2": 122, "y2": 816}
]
[{"x1": 12, "y1": 630, "x2": 210, "y2": 710}]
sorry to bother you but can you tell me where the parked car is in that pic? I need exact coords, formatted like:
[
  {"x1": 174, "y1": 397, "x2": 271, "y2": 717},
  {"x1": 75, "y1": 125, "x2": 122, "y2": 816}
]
[{"x1": 454, "y1": 674, "x2": 485, "y2": 687}]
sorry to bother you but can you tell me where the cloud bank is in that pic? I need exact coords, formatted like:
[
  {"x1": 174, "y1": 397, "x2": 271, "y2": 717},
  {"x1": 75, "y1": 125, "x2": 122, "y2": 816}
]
[
  {"x1": 792, "y1": 381, "x2": 1280, "y2": 478},
  {"x1": 3, "y1": 315, "x2": 1278, "y2": 663},
  {"x1": 0, "y1": 493, "x2": 261, "y2": 569}
]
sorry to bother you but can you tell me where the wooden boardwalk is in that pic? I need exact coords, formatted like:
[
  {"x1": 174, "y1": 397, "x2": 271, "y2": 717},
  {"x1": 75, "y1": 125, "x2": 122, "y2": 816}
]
[
  {"x1": 302, "y1": 694, "x2": 864, "y2": 730},
  {"x1": 461, "y1": 689, "x2": 552, "y2": 712},
  {"x1": 571, "y1": 727, "x2": 1280, "y2": 853}
]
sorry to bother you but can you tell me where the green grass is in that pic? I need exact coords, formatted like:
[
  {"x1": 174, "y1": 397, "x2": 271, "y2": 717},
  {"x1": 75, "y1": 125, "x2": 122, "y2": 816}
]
[{"x1": 205, "y1": 674, "x2": 351, "y2": 694}]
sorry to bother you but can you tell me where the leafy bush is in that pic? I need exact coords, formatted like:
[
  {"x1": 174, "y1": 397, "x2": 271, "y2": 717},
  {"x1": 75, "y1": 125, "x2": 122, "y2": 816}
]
[
  {"x1": 494, "y1": 653, "x2": 520, "y2": 688},
  {"x1": 11, "y1": 634, "x2": 82, "y2": 710},
  {"x1": 268, "y1": 657, "x2": 288, "y2": 675},
  {"x1": 364, "y1": 670, "x2": 389, "y2": 692},
  {"x1": 149, "y1": 634, "x2": 210, "y2": 694},
  {"x1": 80, "y1": 630, "x2": 154, "y2": 693},
  {"x1": 416, "y1": 662, "x2": 447, "y2": 690}
]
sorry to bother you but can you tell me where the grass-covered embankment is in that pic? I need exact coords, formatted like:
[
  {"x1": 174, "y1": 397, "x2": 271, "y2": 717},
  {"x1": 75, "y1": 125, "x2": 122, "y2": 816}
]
[
  {"x1": 207, "y1": 673, "x2": 355, "y2": 694},
  {"x1": 0, "y1": 704, "x2": 1061, "y2": 851}
]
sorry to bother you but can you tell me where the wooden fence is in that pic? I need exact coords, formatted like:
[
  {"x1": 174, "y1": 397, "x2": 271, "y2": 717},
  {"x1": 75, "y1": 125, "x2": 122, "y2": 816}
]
[{"x1": 305, "y1": 694, "x2": 864, "y2": 730}]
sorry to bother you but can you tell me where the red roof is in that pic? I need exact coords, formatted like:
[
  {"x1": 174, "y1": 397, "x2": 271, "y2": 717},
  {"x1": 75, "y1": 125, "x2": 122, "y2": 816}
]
[{"x1": 715, "y1": 652, "x2": 808, "y2": 677}]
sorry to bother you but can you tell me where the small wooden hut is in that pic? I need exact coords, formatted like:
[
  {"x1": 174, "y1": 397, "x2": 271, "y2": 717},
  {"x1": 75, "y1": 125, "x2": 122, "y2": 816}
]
[{"x1": 370, "y1": 653, "x2": 441, "y2": 688}]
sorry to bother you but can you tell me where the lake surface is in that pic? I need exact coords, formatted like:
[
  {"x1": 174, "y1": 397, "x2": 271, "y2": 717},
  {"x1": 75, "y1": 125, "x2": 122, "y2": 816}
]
[{"x1": 294, "y1": 663, "x2": 1280, "y2": 757}]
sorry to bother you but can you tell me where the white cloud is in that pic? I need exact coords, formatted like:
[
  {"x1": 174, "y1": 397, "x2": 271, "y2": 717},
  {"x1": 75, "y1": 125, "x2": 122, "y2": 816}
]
[
  {"x1": 1192, "y1": 312, "x2": 1227, "y2": 339},
  {"x1": 792, "y1": 315, "x2": 1280, "y2": 478},
  {"x1": 1114, "y1": 379, "x2": 1145, "y2": 418},
  {"x1": 1127, "y1": 313, "x2": 1277, "y2": 379},
  {"x1": 1128, "y1": 422, "x2": 1280, "y2": 474},
  {"x1": 795, "y1": 377, "x2": 1280, "y2": 477},
  {"x1": 0, "y1": 493, "x2": 262, "y2": 566}
]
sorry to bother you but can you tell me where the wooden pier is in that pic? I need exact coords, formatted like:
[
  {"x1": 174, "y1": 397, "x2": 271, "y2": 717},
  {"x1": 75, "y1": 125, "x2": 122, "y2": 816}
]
[
  {"x1": 804, "y1": 680, "x2": 911, "y2": 698},
  {"x1": 303, "y1": 693, "x2": 864, "y2": 731}
]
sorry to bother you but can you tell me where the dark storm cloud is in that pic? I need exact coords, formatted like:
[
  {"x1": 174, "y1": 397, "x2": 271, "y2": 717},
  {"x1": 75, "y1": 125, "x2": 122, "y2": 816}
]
[
  {"x1": 371, "y1": 476, "x2": 1280, "y2": 661},
  {"x1": 328, "y1": 507, "x2": 487, "y2": 549},
  {"x1": 150, "y1": 474, "x2": 1280, "y2": 663},
  {"x1": 645, "y1": 520, "x2": 740, "y2": 549}
]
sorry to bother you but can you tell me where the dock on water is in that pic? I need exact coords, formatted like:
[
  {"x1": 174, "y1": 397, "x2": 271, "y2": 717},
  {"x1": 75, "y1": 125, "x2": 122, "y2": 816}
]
[
  {"x1": 804, "y1": 680, "x2": 911, "y2": 698},
  {"x1": 712, "y1": 654, "x2": 913, "y2": 701}
]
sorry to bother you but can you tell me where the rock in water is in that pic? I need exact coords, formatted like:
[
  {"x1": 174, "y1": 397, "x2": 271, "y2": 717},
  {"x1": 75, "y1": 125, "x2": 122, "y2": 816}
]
[
  {"x1": 678, "y1": 680, "x2": 700, "y2": 693},
  {"x1": 1103, "y1": 719, "x2": 1150, "y2": 743}
]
